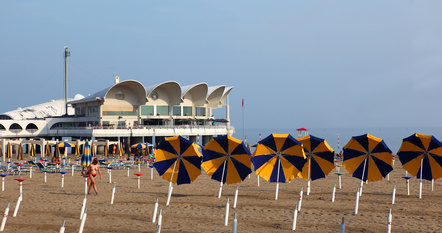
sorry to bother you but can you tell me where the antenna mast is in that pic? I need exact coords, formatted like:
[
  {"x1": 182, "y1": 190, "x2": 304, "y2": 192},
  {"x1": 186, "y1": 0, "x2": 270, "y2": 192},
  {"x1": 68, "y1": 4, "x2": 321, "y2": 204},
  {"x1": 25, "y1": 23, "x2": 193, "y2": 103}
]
[{"x1": 64, "y1": 46, "x2": 70, "y2": 116}]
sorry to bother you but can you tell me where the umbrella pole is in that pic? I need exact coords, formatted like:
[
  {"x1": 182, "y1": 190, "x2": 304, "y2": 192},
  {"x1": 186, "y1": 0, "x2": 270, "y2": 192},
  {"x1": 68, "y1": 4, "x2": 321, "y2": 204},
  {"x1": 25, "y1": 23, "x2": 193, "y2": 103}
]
[
  {"x1": 166, "y1": 160, "x2": 178, "y2": 206},
  {"x1": 307, "y1": 155, "x2": 311, "y2": 196},
  {"x1": 218, "y1": 160, "x2": 227, "y2": 198},
  {"x1": 359, "y1": 157, "x2": 368, "y2": 197},
  {"x1": 419, "y1": 158, "x2": 423, "y2": 199},
  {"x1": 275, "y1": 155, "x2": 281, "y2": 200}
]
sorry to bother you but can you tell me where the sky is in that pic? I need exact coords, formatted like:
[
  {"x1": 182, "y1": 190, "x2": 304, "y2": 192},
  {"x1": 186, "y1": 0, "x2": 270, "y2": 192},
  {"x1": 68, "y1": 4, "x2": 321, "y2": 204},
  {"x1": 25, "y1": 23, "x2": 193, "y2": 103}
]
[{"x1": 1, "y1": 1, "x2": 442, "y2": 130}]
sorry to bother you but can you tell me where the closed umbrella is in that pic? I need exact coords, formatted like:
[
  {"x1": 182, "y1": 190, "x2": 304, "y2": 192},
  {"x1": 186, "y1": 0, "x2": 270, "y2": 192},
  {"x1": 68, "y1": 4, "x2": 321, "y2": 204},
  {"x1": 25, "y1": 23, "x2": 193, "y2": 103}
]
[{"x1": 17, "y1": 143, "x2": 24, "y2": 160}]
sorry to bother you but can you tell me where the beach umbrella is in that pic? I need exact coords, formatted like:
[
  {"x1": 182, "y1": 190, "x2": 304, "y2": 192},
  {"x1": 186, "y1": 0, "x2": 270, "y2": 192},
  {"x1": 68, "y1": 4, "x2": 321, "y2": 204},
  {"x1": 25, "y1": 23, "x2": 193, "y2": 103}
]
[
  {"x1": 29, "y1": 143, "x2": 36, "y2": 157},
  {"x1": 75, "y1": 141, "x2": 81, "y2": 157},
  {"x1": 343, "y1": 134, "x2": 393, "y2": 194},
  {"x1": 58, "y1": 142, "x2": 75, "y2": 148},
  {"x1": 104, "y1": 144, "x2": 109, "y2": 157},
  {"x1": 54, "y1": 143, "x2": 61, "y2": 158},
  {"x1": 131, "y1": 143, "x2": 146, "y2": 149},
  {"x1": 6, "y1": 142, "x2": 12, "y2": 159},
  {"x1": 118, "y1": 142, "x2": 123, "y2": 157},
  {"x1": 81, "y1": 141, "x2": 93, "y2": 168},
  {"x1": 44, "y1": 142, "x2": 51, "y2": 157},
  {"x1": 397, "y1": 133, "x2": 442, "y2": 198},
  {"x1": 91, "y1": 142, "x2": 96, "y2": 157},
  {"x1": 17, "y1": 143, "x2": 24, "y2": 160},
  {"x1": 251, "y1": 134, "x2": 306, "y2": 200},
  {"x1": 153, "y1": 136, "x2": 202, "y2": 185},
  {"x1": 153, "y1": 136, "x2": 202, "y2": 206},
  {"x1": 201, "y1": 135, "x2": 252, "y2": 197},
  {"x1": 297, "y1": 135, "x2": 335, "y2": 194}
]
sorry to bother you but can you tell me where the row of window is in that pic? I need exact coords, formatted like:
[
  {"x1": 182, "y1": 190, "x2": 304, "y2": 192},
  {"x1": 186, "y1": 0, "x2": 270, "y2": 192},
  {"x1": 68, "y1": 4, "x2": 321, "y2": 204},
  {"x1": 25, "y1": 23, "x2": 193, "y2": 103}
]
[{"x1": 95, "y1": 105, "x2": 207, "y2": 117}]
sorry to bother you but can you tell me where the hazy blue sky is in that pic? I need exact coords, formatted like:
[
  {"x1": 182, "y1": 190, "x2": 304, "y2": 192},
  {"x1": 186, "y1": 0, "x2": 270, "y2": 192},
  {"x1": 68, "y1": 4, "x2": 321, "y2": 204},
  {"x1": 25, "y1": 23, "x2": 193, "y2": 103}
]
[{"x1": 1, "y1": 1, "x2": 442, "y2": 130}]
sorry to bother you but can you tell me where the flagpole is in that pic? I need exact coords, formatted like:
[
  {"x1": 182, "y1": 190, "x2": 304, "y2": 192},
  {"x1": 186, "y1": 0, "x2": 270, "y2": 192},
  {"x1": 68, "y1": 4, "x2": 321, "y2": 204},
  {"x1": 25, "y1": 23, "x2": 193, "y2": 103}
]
[{"x1": 242, "y1": 97, "x2": 245, "y2": 141}]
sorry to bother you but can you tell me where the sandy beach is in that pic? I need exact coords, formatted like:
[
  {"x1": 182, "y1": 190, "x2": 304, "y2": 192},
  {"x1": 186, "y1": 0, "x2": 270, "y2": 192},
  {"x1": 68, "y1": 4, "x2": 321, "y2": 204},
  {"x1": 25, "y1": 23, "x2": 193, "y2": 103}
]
[{"x1": 1, "y1": 157, "x2": 441, "y2": 233}]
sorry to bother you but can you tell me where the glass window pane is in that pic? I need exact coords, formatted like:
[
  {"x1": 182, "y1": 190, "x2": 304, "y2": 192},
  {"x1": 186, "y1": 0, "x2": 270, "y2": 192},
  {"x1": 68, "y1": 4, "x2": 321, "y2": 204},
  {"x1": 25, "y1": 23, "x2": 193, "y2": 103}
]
[
  {"x1": 157, "y1": 106, "x2": 169, "y2": 116},
  {"x1": 173, "y1": 106, "x2": 181, "y2": 116}
]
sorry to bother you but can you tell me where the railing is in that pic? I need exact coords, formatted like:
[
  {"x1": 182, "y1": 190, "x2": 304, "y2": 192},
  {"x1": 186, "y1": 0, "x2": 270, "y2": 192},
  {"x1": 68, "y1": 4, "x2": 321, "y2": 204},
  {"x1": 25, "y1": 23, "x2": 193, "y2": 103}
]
[{"x1": 54, "y1": 125, "x2": 229, "y2": 130}]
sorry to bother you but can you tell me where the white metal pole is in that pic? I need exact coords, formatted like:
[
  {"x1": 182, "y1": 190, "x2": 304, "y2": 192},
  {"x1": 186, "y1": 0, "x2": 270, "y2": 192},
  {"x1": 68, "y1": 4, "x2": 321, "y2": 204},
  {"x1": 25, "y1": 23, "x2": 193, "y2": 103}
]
[
  {"x1": 59, "y1": 220, "x2": 65, "y2": 233},
  {"x1": 406, "y1": 179, "x2": 410, "y2": 196},
  {"x1": 232, "y1": 213, "x2": 237, "y2": 233},
  {"x1": 78, "y1": 208, "x2": 87, "y2": 233},
  {"x1": 12, "y1": 195, "x2": 22, "y2": 217},
  {"x1": 307, "y1": 155, "x2": 311, "y2": 195},
  {"x1": 332, "y1": 184, "x2": 336, "y2": 203},
  {"x1": 391, "y1": 185, "x2": 396, "y2": 204},
  {"x1": 0, "y1": 203, "x2": 10, "y2": 231},
  {"x1": 386, "y1": 208, "x2": 392, "y2": 233},
  {"x1": 152, "y1": 198, "x2": 159, "y2": 223},
  {"x1": 233, "y1": 186, "x2": 239, "y2": 208},
  {"x1": 354, "y1": 188, "x2": 360, "y2": 215},
  {"x1": 80, "y1": 195, "x2": 87, "y2": 219},
  {"x1": 297, "y1": 187, "x2": 303, "y2": 211},
  {"x1": 224, "y1": 198, "x2": 230, "y2": 226},
  {"x1": 419, "y1": 158, "x2": 423, "y2": 199},
  {"x1": 360, "y1": 157, "x2": 368, "y2": 196},
  {"x1": 292, "y1": 205, "x2": 298, "y2": 231},
  {"x1": 156, "y1": 208, "x2": 162, "y2": 233},
  {"x1": 218, "y1": 160, "x2": 227, "y2": 198},
  {"x1": 110, "y1": 183, "x2": 116, "y2": 205}
]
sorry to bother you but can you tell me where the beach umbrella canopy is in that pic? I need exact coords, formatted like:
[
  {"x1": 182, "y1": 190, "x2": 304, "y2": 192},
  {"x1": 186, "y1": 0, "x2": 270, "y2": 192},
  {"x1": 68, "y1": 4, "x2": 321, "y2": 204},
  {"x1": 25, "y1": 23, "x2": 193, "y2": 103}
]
[
  {"x1": 54, "y1": 143, "x2": 61, "y2": 158},
  {"x1": 251, "y1": 134, "x2": 306, "y2": 183},
  {"x1": 6, "y1": 142, "x2": 12, "y2": 159},
  {"x1": 397, "y1": 133, "x2": 442, "y2": 181},
  {"x1": 118, "y1": 142, "x2": 123, "y2": 157},
  {"x1": 342, "y1": 134, "x2": 393, "y2": 182},
  {"x1": 81, "y1": 141, "x2": 93, "y2": 167},
  {"x1": 104, "y1": 144, "x2": 109, "y2": 157},
  {"x1": 297, "y1": 135, "x2": 335, "y2": 181},
  {"x1": 29, "y1": 143, "x2": 36, "y2": 157},
  {"x1": 153, "y1": 136, "x2": 202, "y2": 185},
  {"x1": 17, "y1": 143, "x2": 24, "y2": 160},
  {"x1": 45, "y1": 142, "x2": 51, "y2": 157},
  {"x1": 58, "y1": 142, "x2": 75, "y2": 147},
  {"x1": 131, "y1": 143, "x2": 146, "y2": 149},
  {"x1": 202, "y1": 135, "x2": 252, "y2": 185},
  {"x1": 91, "y1": 142, "x2": 96, "y2": 157},
  {"x1": 75, "y1": 141, "x2": 80, "y2": 156}
]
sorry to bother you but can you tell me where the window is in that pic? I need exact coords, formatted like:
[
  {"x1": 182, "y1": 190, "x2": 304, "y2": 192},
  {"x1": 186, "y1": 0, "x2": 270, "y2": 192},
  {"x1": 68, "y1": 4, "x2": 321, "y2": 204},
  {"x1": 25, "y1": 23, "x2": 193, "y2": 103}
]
[
  {"x1": 172, "y1": 106, "x2": 181, "y2": 116},
  {"x1": 115, "y1": 91, "x2": 125, "y2": 100},
  {"x1": 156, "y1": 106, "x2": 169, "y2": 116},
  {"x1": 183, "y1": 106, "x2": 192, "y2": 116},
  {"x1": 141, "y1": 106, "x2": 154, "y2": 116},
  {"x1": 195, "y1": 107, "x2": 206, "y2": 116}
]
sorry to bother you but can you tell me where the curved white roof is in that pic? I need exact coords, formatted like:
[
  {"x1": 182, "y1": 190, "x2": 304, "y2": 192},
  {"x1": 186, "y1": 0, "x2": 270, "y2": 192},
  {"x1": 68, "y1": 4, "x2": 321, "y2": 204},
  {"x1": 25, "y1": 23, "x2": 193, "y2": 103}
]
[
  {"x1": 182, "y1": 83, "x2": 208, "y2": 106},
  {"x1": 0, "y1": 98, "x2": 75, "y2": 120}
]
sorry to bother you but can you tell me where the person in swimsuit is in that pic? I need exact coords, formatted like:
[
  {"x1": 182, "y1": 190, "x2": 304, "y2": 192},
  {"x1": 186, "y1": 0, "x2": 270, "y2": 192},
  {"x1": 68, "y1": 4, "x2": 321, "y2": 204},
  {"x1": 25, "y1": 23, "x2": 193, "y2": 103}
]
[{"x1": 86, "y1": 158, "x2": 102, "y2": 195}]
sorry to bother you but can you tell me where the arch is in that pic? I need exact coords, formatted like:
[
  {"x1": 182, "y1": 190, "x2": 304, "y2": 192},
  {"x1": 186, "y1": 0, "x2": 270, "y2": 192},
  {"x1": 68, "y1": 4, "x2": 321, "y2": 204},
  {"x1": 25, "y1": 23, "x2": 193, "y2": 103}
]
[
  {"x1": 207, "y1": 86, "x2": 226, "y2": 108},
  {"x1": 0, "y1": 124, "x2": 5, "y2": 130},
  {"x1": 221, "y1": 87, "x2": 234, "y2": 105},
  {"x1": 146, "y1": 81, "x2": 182, "y2": 105},
  {"x1": 182, "y1": 83, "x2": 208, "y2": 106},
  {"x1": 26, "y1": 123, "x2": 39, "y2": 133},
  {"x1": 9, "y1": 123, "x2": 23, "y2": 134},
  {"x1": 104, "y1": 80, "x2": 147, "y2": 105}
]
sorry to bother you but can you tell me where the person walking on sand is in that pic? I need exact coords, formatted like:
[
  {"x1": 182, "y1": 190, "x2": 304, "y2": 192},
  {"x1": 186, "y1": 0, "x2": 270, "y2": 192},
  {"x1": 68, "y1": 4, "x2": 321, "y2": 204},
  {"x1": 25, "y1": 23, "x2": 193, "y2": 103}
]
[{"x1": 86, "y1": 158, "x2": 102, "y2": 195}]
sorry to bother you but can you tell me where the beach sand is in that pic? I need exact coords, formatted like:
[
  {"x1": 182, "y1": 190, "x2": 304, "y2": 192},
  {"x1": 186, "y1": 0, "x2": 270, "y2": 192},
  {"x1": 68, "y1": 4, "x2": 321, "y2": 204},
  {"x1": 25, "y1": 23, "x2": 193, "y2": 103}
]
[{"x1": 1, "y1": 158, "x2": 441, "y2": 233}]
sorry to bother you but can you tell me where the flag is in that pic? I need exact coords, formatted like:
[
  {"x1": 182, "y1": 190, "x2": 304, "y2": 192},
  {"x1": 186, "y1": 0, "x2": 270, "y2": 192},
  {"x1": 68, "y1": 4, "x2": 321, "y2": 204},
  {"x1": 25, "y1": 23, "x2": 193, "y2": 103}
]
[{"x1": 242, "y1": 97, "x2": 244, "y2": 107}]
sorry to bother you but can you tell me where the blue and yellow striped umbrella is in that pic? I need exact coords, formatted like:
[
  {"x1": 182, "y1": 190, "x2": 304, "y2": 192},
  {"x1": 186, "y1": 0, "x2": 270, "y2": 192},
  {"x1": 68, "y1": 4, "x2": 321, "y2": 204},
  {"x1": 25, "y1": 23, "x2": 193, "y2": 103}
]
[
  {"x1": 58, "y1": 142, "x2": 75, "y2": 147},
  {"x1": 251, "y1": 134, "x2": 306, "y2": 183},
  {"x1": 6, "y1": 142, "x2": 12, "y2": 159},
  {"x1": 202, "y1": 135, "x2": 252, "y2": 185},
  {"x1": 17, "y1": 143, "x2": 24, "y2": 160},
  {"x1": 298, "y1": 135, "x2": 335, "y2": 181},
  {"x1": 45, "y1": 142, "x2": 51, "y2": 157},
  {"x1": 153, "y1": 136, "x2": 202, "y2": 185},
  {"x1": 397, "y1": 133, "x2": 442, "y2": 181},
  {"x1": 131, "y1": 143, "x2": 146, "y2": 149},
  {"x1": 81, "y1": 141, "x2": 93, "y2": 167},
  {"x1": 343, "y1": 134, "x2": 393, "y2": 182},
  {"x1": 29, "y1": 143, "x2": 36, "y2": 157},
  {"x1": 54, "y1": 143, "x2": 60, "y2": 158}
]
